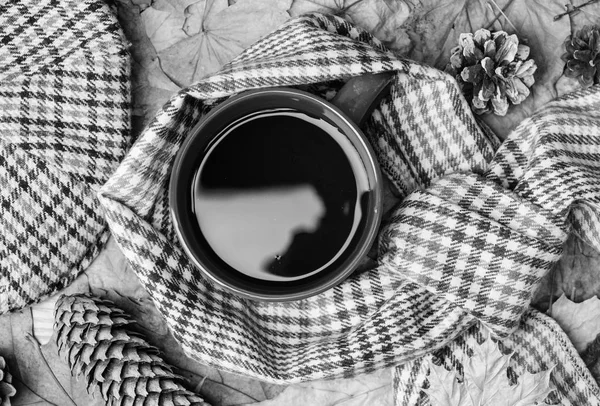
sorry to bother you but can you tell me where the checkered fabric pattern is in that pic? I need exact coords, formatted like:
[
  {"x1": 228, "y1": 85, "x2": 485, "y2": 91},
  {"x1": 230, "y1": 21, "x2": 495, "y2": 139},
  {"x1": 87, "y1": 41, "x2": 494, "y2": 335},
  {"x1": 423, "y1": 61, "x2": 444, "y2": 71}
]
[
  {"x1": 378, "y1": 173, "x2": 566, "y2": 337},
  {"x1": 99, "y1": 15, "x2": 600, "y2": 405},
  {"x1": 487, "y1": 87, "x2": 600, "y2": 250},
  {"x1": 0, "y1": 0, "x2": 131, "y2": 312},
  {"x1": 394, "y1": 310, "x2": 600, "y2": 405}
]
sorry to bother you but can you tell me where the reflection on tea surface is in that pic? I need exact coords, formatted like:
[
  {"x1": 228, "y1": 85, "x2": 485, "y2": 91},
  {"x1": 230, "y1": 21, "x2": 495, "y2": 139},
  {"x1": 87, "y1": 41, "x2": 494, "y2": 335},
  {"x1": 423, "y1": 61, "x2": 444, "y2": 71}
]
[
  {"x1": 195, "y1": 185, "x2": 326, "y2": 279},
  {"x1": 192, "y1": 110, "x2": 368, "y2": 281}
]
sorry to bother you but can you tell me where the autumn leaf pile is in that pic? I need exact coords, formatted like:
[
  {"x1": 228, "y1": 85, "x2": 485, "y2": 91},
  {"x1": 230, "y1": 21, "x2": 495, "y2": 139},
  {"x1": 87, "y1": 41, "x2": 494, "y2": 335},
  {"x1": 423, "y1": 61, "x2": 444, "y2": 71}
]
[{"x1": 425, "y1": 337, "x2": 554, "y2": 406}]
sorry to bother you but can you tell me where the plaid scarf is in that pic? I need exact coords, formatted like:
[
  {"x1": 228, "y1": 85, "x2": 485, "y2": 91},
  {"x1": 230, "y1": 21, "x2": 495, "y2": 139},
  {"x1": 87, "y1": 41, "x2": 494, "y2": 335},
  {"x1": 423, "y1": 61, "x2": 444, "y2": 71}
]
[
  {"x1": 99, "y1": 13, "x2": 600, "y2": 405},
  {"x1": 0, "y1": 0, "x2": 130, "y2": 312}
]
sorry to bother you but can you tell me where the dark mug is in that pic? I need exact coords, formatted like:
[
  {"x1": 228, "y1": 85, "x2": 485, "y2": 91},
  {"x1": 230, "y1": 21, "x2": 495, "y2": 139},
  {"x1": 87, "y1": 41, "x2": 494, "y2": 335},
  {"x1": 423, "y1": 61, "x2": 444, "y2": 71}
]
[{"x1": 169, "y1": 73, "x2": 394, "y2": 301}]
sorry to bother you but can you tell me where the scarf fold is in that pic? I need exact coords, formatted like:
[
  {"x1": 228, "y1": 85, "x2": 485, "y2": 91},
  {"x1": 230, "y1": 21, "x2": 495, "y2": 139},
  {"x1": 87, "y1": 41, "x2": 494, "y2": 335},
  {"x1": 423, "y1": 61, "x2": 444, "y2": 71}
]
[
  {"x1": 99, "y1": 15, "x2": 600, "y2": 400},
  {"x1": 379, "y1": 172, "x2": 565, "y2": 336}
]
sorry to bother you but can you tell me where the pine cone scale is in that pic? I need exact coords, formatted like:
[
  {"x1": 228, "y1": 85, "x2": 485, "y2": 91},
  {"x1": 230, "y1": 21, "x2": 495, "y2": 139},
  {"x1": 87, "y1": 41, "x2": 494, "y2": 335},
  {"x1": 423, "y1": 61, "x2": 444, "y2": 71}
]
[{"x1": 54, "y1": 294, "x2": 210, "y2": 406}]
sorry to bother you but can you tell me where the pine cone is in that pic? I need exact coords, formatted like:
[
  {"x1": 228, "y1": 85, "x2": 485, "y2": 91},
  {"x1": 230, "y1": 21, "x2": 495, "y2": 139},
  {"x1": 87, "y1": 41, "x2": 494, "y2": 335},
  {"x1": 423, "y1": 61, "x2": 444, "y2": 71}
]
[
  {"x1": 562, "y1": 25, "x2": 600, "y2": 87},
  {"x1": 447, "y1": 28, "x2": 537, "y2": 116},
  {"x1": 0, "y1": 356, "x2": 16, "y2": 406},
  {"x1": 54, "y1": 294, "x2": 210, "y2": 406}
]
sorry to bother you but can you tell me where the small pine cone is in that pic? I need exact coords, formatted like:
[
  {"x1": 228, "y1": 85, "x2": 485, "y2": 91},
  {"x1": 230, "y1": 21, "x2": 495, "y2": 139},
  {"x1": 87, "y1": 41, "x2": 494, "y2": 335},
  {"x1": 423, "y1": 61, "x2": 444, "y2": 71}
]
[
  {"x1": 446, "y1": 28, "x2": 537, "y2": 116},
  {"x1": 54, "y1": 294, "x2": 210, "y2": 406},
  {"x1": 0, "y1": 356, "x2": 16, "y2": 406},
  {"x1": 562, "y1": 25, "x2": 600, "y2": 88}
]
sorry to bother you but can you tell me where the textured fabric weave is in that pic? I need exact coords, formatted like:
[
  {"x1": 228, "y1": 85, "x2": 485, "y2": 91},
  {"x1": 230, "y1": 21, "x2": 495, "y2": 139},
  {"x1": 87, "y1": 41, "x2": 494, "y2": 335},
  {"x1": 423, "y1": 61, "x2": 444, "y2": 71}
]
[
  {"x1": 0, "y1": 0, "x2": 131, "y2": 312},
  {"x1": 98, "y1": 15, "x2": 600, "y2": 403},
  {"x1": 379, "y1": 173, "x2": 565, "y2": 336}
]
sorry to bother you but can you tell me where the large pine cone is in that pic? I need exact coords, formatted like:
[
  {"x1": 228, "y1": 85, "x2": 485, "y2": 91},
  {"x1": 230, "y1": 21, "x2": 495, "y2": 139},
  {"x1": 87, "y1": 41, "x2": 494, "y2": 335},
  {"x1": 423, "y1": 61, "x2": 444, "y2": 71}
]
[
  {"x1": 0, "y1": 356, "x2": 15, "y2": 406},
  {"x1": 562, "y1": 25, "x2": 600, "y2": 87},
  {"x1": 54, "y1": 294, "x2": 210, "y2": 406},
  {"x1": 447, "y1": 28, "x2": 537, "y2": 116}
]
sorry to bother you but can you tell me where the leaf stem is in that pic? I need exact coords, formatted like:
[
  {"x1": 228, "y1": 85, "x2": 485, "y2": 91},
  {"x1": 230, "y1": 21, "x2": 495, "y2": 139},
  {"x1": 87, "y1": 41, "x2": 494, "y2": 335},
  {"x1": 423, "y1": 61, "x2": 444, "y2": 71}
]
[
  {"x1": 25, "y1": 333, "x2": 78, "y2": 406},
  {"x1": 194, "y1": 376, "x2": 207, "y2": 393},
  {"x1": 329, "y1": 384, "x2": 390, "y2": 405},
  {"x1": 177, "y1": 366, "x2": 261, "y2": 402},
  {"x1": 554, "y1": 0, "x2": 600, "y2": 21},
  {"x1": 486, "y1": 0, "x2": 518, "y2": 34}
]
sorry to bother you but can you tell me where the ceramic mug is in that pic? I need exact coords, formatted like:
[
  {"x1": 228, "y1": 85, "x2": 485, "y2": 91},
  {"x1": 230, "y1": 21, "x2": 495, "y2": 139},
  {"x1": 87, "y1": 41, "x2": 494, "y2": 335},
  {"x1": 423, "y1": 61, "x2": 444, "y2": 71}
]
[{"x1": 169, "y1": 72, "x2": 393, "y2": 301}]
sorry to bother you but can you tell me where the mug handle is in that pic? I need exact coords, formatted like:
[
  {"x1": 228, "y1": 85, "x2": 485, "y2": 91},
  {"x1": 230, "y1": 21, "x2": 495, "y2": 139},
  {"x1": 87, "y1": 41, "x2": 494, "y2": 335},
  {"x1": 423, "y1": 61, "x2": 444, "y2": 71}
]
[{"x1": 331, "y1": 71, "x2": 395, "y2": 129}]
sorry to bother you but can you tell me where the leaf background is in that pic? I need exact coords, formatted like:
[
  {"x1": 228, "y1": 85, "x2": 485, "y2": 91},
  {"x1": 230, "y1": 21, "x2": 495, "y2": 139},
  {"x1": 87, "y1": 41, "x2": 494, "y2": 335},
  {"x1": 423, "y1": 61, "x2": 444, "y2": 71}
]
[{"x1": 4, "y1": 0, "x2": 600, "y2": 404}]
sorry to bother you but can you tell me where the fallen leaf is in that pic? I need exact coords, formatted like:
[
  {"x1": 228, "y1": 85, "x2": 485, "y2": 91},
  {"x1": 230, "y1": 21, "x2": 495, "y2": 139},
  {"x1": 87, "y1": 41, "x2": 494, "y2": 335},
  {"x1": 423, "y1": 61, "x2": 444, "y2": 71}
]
[
  {"x1": 555, "y1": 74, "x2": 581, "y2": 97},
  {"x1": 398, "y1": 0, "x2": 570, "y2": 140},
  {"x1": 131, "y1": 0, "x2": 153, "y2": 9},
  {"x1": 142, "y1": 0, "x2": 189, "y2": 53},
  {"x1": 532, "y1": 234, "x2": 600, "y2": 311},
  {"x1": 0, "y1": 308, "x2": 103, "y2": 406},
  {"x1": 175, "y1": 352, "x2": 287, "y2": 406},
  {"x1": 503, "y1": 367, "x2": 555, "y2": 406},
  {"x1": 289, "y1": 0, "x2": 410, "y2": 46},
  {"x1": 424, "y1": 364, "x2": 469, "y2": 406},
  {"x1": 424, "y1": 336, "x2": 555, "y2": 406},
  {"x1": 116, "y1": 0, "x2": 181, "y2": 135},
  {"x1": 547, "y1": 294, "x2": 600, "y2": 353},
  {"x1": 142, "y1": 0, "x2": 292, "y2": 87},
  {"x1": 248, "y1": 368, "x2": 393, "y2": 406},
  {"x1": 396, "y1": 0, "x2": 491, "y2": 68},
  {"x1": 131, "y1": 59, "x2": 181, "y2": 130},
  {"x1": 461, "y1": 336, "x2": 513, "y2": 404}
]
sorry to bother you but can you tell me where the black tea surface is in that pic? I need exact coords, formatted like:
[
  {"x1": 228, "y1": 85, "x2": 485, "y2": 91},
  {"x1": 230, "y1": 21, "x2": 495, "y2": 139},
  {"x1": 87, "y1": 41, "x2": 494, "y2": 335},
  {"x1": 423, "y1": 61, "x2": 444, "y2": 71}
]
[{"x1": 192, "y1": 109, "x2": 369, "y2": 280}]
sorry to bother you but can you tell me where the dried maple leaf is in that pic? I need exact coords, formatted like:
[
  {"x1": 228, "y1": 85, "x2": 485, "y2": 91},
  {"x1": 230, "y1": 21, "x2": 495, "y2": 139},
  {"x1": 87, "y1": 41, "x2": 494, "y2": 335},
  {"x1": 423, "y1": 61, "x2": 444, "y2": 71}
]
[
  {"x1": 114, "y1": 0, "x2": 181, "y2": 134},
  {"x1": 548, "y1": 294, "x2": 600, "y2": 353},
  {"x1": 532, "y1": 234, "x2": 600, "y2": 311},
  {"x1": 426, "y1": 363, "x2": 470, "y2": 406},
  {"x1": 142, "y1": 0, "x2": 292, "y2": 87},
  {"x1": 289, "y1": 0, "x2": 410, "y2": 46},
  {"x1": 248, "y1": 368, "x2": 393, "y2": 406},
  {"x1": 424, "y1": 336, "x2": 555, "y2": 406},
  {"x1": 461, "y1": 336, "x2": 514, "y2": 404}
]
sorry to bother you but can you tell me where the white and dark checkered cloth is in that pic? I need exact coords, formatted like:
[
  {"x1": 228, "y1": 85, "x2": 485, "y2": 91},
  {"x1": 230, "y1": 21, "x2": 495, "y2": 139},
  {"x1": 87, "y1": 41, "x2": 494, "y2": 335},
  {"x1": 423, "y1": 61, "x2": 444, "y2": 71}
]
[
  {"x1": 0, "y1": 0, "x2": 130, "y2": 312},
  {"x1": 96, "y1": 13, "x2": 600, "y2": 404}
]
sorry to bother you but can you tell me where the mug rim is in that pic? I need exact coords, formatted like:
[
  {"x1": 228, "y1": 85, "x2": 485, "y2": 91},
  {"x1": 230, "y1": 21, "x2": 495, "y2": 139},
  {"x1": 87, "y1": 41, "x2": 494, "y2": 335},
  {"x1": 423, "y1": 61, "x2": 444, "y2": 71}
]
[{"x1": 169, "y1": 87, "x2": 383, "y2": 301}]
